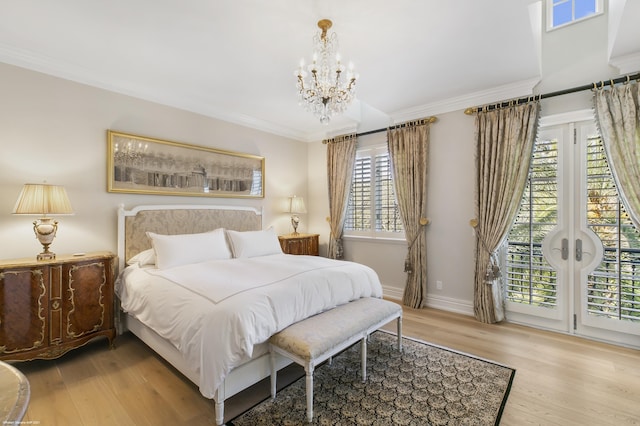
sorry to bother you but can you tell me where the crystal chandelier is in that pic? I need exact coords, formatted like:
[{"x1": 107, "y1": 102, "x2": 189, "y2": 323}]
[{"x1": 295, "y1": 19, "x2": 358, "y2": 125}]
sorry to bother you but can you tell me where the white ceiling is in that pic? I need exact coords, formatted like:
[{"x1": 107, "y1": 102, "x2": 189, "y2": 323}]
[{"x1": 0, "y1": 1, "x2": 637, "y2": 142}]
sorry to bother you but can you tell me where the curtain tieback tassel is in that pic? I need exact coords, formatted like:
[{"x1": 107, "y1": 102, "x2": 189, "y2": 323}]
[
  {"x1": 484, "y1": 262, "x2": 501, "y2": 283},
  {"x1": 404, "y1": 258, "x2": 413, "y2": 274}
]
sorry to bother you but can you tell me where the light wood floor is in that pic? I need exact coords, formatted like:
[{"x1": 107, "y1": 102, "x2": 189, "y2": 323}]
[{"x1": 13, "y1": 305, "x2": 640, "y2": 425}]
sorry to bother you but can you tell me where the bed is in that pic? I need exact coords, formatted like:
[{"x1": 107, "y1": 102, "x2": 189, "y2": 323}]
[{"x1": 115, "y1": 204, "x2": 383, "y2": 425}]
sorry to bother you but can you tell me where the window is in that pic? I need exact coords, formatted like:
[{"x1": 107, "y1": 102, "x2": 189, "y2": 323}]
[
  {"x1": 547, "y1": 0, "x2": 603, "y2": 30},
  {"x1": 344, "y1": 145, "x2": 404, "y2": 238}
]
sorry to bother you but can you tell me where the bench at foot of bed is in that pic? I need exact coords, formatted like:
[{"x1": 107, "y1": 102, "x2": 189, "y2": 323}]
[{"x1": 268, "y1": 297, "x2": 402, "y2": 423}]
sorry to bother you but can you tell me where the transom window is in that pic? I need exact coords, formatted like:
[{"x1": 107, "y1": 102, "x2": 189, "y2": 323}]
[
  {"x1": 344, "y1": 145, "x2": 404, "y2": 238},
  {"x1": 547, "y1": 0, "x2": 603, "y2": 30}
]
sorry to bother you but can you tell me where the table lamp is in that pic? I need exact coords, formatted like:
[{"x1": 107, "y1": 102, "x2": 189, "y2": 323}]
[
  {"x1": 13, "y1": 183, "x2": 74, "y2": 260},
  {"x1": 287, "y1": 195, "x2": 307, "y2": 235}
]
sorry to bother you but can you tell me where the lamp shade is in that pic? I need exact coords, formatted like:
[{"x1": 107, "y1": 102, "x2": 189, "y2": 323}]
[
  {"x1": 288, "y1": 196, "x2": 307, "y2": 214},
  {"x1": 13, "y1": 184, "x2": 74, "y2": 215}
]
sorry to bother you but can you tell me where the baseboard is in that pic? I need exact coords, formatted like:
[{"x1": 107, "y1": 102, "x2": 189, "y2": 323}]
[
  {"x1": 382, "y1": 286, "x2": 474, "y2": 316},
  {"x1": 382, "y1": 285, "x2": 404, "y2": 301},
  {"x1": 424, "y1": 294, "x2": 474, "y2": 316}
]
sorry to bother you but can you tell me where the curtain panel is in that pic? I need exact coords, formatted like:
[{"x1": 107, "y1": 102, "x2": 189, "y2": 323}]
[
  {"x1": 473, "y1": 102, "x2": 540, "y2": 323},
  {"x1": 325, "y1": 133, "x2": 357, "y2": 259},
  {"x1": 387, "y1": 118, "x2": 434, "y2": 308},
  {"x1": 593, "y1": 81, "x2": 640, "y2": 230}
]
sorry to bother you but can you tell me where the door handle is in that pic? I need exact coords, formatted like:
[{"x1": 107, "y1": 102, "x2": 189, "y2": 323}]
[
  {"x1": 561, "y1": 238, "x2": 569, "y2": 260},
  {"x1": 576, "y1": 238, "x2": 582, "y2": 261}
]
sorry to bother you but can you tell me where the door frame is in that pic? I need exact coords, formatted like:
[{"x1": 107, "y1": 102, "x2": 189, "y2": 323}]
[{"x1": 505, "y1": 109, "x2": 640, "y2": 349}]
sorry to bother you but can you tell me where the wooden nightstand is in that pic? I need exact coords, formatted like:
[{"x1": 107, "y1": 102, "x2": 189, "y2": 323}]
[
  {"x1": 279, "y1": 233, "x2": 319, "y2": 256},
  {"x1": 0, "y1": 251, "x2": 117, "y2": 361}
]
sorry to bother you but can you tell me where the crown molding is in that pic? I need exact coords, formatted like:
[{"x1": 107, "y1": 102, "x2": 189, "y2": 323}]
[
  {"x1": 306, "y1": 77, "x2": 542, "y2": 142},
  {"x1": 0, "y1": 43, "x2": 310, "y2": 143},
  {"x1": 390, "y1": 77, "x2": 541, "y2": 123},
  {"x1": 1, "y1": 43, "x2": 542, "y2": 144},
  {"x1": 609, "y1": 51, "x2": 640, "y2": 75}
]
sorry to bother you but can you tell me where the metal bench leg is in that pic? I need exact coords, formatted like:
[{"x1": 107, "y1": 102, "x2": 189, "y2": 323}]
[
  {"x1": 361, "y1": 336, "x2": 367, "y2": 382},
  {"x1": 270, "y1": 347, "x2": 277, "y2": 399},
  {"x1": 397, "y1": 316, "x2": 403, "y2": 351}
]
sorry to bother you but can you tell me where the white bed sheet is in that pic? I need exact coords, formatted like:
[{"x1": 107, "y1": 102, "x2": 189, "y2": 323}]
[{"x1": 117, "y1": 253, "x2": 382, "y2": 398}]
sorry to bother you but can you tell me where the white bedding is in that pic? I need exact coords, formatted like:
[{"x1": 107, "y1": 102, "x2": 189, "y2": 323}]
[{"x1": 117, "y1": 253, "x2": 382, "y2": 398}]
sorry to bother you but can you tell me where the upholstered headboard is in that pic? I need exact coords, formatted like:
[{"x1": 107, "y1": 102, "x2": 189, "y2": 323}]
[{"x1": 117, "y1": 204, "x2": 263, "y2": 270}]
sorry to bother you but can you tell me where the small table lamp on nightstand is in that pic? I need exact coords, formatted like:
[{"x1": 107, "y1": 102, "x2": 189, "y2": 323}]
[
  {"x1": 287, "y1": 195, "x2": 307, "y2": 235},
  {"x1": 12, "y1": 183, "x2": 74, "y2": 261}
]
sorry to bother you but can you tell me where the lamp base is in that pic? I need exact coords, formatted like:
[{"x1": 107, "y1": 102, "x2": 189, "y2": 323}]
[
  {"x1": 33, "y1": 218, "x2": 59, "y2": 261},
  {"x1": 37, "y1": 251, "x2": 56, "y2": 261},
  {"x1": 291, "y1": 215, "x2": 300, "y2": 235}
]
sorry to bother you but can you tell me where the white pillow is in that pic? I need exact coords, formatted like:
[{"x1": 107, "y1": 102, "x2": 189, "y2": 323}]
[
  {"x1": 147, "y1": 228, "x2": 231, "y2": 269},
  {"x1": 226, "y1": 228, "x2": 283, "y2": 258},
  {"x1": 126, "y1": 248, "x2": 156, "y2": 266}
]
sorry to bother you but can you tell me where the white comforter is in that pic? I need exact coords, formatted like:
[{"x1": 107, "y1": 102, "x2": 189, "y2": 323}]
[{"x1": 117, "y1": 254, "x2": 382, "y2": 398}]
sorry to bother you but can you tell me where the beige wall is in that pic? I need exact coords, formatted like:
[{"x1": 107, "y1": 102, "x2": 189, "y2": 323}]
[
  {"x1": 0, "y1": 63, "x2": 308, "y2": 260},
  {"x1": 0, "y1": 10, "x2": 628, "y2": 311},
  {"x1": 307, "y1": 111, "x2": 477, "y2": 311},
  {"x1": 307, "y1": 10, "x2": 623, "y2": 313}
]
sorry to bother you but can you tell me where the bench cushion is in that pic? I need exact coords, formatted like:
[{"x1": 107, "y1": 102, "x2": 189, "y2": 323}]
[{"x1": 270, "y1": 297, "x2": 401, "y2": 361}]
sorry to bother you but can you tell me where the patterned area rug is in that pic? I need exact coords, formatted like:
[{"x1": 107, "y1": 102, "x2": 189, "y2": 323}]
[{"x1": 229, "y1": 331, "x2": 515, "y2": 425}]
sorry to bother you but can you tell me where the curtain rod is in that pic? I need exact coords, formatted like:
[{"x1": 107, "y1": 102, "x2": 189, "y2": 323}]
[
  {"x1": 464, "y1": 72, "x2": 640, "y2": 115},
  {"x1": 323, "y1": 116, "x2": 437, "y2": 143},
  {"x1": 323, "y1": 72, "x2": 639, "y2": 142}
]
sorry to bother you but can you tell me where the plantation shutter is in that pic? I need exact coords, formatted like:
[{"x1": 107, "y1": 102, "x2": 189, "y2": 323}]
[
  {"x1": 585, "y1": 136, "x2": 640, "y2": 321},
  {"x1": 375, "y1": 153, "x2": 403, "y2": 233},
  {"x1": 506, "y1": 137, "x2": 559, "y2": 307},
  {"x1": 345, "y1": 156, "x2": 372, "y2": 231}
]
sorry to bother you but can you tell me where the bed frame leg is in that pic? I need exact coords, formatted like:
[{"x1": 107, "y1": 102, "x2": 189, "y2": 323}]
[
  {"x1": 214, "y1": 388, "x2": 225, "y2": 425},
  {"x1": 214, "y1": 401, "x2": 224, "y2": 425}
]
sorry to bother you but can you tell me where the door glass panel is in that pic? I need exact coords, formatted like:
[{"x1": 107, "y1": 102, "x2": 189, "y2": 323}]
[
  {"x1": 585, "y1": 136, "x2": 640, "y2": 323},
  {"x1": 504, "y1": 117, "x2": 640, "y2": 344},
  {"x1": 506, "y1": 137, "x2": 559, "y2": 307}
]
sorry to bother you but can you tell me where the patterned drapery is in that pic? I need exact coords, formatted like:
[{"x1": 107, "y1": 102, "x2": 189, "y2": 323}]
[
  {"x1": 593, "y1": 81, "x2": 640, "y2": 230},
  {"x1": 473, "y1": 102, "x2": 540, "y2": 323},
  {"x1": 387, "y1": 119, "x2": 434, "y2": 308},
  {"x1": 325, "y1": 134, "x2": 357, "y2": 259}
]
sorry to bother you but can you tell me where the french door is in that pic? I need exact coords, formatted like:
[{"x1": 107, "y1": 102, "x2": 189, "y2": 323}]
[{"x1": 502, "y1": 111, "x2": 640, "y2": 348}]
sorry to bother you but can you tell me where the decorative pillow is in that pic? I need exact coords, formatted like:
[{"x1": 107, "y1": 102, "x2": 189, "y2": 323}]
[
  {"x1": 226, "y1": 227, "x2": 283, "y2": 258},
  {"x1": 147, "y1": 228, "x2": 231, "y2": 269},
  {"x1": 126, "y1": 248, "x2": 156, "y2": 266}
]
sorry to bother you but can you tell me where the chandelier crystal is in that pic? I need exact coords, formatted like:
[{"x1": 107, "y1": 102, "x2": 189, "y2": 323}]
[{"x1": 296, "y1": 19, "x2": 358, "y2": 125}]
